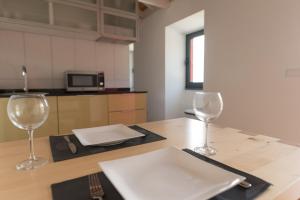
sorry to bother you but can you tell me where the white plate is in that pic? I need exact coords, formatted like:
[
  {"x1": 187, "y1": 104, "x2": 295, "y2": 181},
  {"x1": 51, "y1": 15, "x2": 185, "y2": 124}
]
[
  {"x1": 99, "y1": 147, "x2": 245, "y2": 200},
  {"x1": 73, "y1": 124, "x2": 144, "y2": 146}
]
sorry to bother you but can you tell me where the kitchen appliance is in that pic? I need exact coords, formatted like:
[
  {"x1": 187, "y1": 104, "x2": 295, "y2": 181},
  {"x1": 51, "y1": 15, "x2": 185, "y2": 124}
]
[{"x1": 65, "y1": 71, "x2": 105, "y2": 92}]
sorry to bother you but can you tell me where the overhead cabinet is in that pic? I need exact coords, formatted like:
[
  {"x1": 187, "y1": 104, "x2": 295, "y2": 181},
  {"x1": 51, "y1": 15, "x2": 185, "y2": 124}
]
[
  {"x1": 101, "y1": 11, "x2": 138, "y2": 41},
  {"x1": 0, "y1": 0, "x2": 138, "y2": 42},
  {"x1": 0, "y1": 0, "x2": 49, "y2": 24},
  {"x1": 49, "y1": 0, "x2": 98, "y2": 32},
  {"x1": 102, "y1": 0, "x2": 137, "y2": 16},
  {"x1": 62, "y1": 0, "x2": 98, "y2": 6},
  {"x1": 100, "y1": 0, "x2": 138, "y2": 41}
]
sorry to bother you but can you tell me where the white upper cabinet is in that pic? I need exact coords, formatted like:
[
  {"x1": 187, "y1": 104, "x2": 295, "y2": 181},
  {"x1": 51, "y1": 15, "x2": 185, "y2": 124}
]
[
  {"x1": 0, "y1": 0, "x2": 138, "y2": 42},
  {"x1": 64, "y1": 0, "x2": 97, "y2": 7},
  {"x1": 51, "y1": 1, "x2": 98, "y2": 32},
  {"x1": 101, "y1": 11, "x2": 137, "y2": 41},
  {"x1": 0, "y1": 0, "x2": 49, "y2": 24},
  {"x1": 99, "y1": 0, "x2": 138, "y2": 42},
  {"x1": 102, "y1": 0, "x2": 137, "y2": 16}
]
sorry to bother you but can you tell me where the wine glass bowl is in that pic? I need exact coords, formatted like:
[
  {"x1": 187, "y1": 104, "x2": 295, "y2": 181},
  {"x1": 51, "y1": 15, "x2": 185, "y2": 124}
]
[
  {"x1": 7, "y1": 93, "x2": 49, "y2": 170},
  {"x1": 193, "y1": 92, "x2": 223, "y2": 156},
  {"x1": 193, "y1": 92, "x2": 223, "y2": 122},
  {"x1": 7, "y1": 95, "x2": 49, "y2": 130}
]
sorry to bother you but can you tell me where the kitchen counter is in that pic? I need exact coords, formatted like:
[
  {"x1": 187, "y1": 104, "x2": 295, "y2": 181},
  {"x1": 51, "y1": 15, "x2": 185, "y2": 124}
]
[
  {"x1": 0, "y1": 88, "x2": 147, "y2": 98},
  {"x1": 0, "y1": 90, "x2": 147, "y2": 141}
]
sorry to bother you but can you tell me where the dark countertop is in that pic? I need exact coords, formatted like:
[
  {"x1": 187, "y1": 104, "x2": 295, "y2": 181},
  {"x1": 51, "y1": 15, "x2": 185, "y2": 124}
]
[
  {"x1": 184, "y1": 109, "x2": 195, "y2": 116},
  {"x1": 0, "y1": 88, "x2": 147, "y2": 98}
]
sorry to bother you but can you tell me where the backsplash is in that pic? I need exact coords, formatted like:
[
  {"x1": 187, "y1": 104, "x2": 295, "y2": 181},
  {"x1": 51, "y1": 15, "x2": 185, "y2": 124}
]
[{"x1": 0, "y1": 30, "x2": 130, "y2": 89}]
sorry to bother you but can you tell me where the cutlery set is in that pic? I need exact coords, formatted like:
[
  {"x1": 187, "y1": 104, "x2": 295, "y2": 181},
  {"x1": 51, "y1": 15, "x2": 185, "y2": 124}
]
[
  {"x1": 88, "y1": 174, "x2": 105, "y2": 200},
  {"x1": 239, "y1": 180, "x2": 252, "y2": 189},
  {"x1": 63, "y1": 136, "x2": 77, "y2": 154}
]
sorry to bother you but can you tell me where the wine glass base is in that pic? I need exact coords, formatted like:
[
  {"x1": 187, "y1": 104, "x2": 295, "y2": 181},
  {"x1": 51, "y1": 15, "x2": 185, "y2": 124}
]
[
  {"x1": 194, "y1": 146, "x2": 216, "y2": 156},
  {"x1": 16, "y1": 157, "x2": 48, "y2": 171}
]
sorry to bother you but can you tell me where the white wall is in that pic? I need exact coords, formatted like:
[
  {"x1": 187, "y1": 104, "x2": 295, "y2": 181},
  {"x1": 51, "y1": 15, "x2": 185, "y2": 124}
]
[
  {"x1": 165, "y1": 27, "x2": 185, "y2": 119},
  {"x1": 135, "y1": 0, "x2": 300, "y2": 144},
  {"x1": 165, "y1": 11, "x2": 205, "y2": 119},
  {"x1": 0, "y1": 30, "x2": 130, "y2": 89},
  {"x1": 134, "y1": 0, "x2": 205, "y2": 121},
  {"x1": 204, "y1": 0, "x2": 300, "y2": 144}
]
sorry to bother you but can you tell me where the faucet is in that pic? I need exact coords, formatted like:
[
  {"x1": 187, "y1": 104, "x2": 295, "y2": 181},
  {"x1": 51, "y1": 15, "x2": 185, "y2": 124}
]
[{"x1": 21, "y1": 66, "x2": 28, "y2": 92}]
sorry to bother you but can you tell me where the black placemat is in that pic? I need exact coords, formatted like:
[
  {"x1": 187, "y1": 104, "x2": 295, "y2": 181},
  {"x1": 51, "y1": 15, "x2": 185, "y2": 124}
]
[
  {"x1": 51, "y1": 172, "x2": 122, "y2": 200},
  {"x1": 49, "y1": 125, "x2": 166, "y2": 162},
  {"x1": 51, "y1": 149, "x2": 271, "y2": 200},
  {"x1": 183, "y1": 149, "x2": 271, "y2": 200}
]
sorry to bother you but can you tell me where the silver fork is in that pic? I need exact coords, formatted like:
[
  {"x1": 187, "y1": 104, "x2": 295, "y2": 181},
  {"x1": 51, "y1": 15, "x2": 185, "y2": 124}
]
[{"x1": 88, "y1": 174, "x2": 105, "y2": 200}]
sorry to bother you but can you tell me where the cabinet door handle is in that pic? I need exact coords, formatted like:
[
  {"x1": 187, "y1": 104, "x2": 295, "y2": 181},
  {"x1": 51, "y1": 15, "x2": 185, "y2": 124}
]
[
  {"x1": 110, "y1": 109, "x2": 145, "y2": 113},
  {"x1": 110, "y1": 110, "x2": 132, "y2": 113},
  {"x1": 75, "y1": 95, "x2": 96, "y2": 97}
]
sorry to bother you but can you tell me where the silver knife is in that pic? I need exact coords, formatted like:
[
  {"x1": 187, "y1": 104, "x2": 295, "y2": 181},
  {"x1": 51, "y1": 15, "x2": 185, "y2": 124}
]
[
  {"x1": 64, "y1": 136, "x2": 77, "y2": 154},
  {"x1": 239, "y1": 180, "x2": 252, "y2": 189}
]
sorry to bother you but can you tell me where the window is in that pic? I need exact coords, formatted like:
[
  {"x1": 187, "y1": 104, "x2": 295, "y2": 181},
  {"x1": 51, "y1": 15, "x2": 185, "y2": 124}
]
[{"x1": 185, "y1": 30, "x2": 205, "y2": 90}]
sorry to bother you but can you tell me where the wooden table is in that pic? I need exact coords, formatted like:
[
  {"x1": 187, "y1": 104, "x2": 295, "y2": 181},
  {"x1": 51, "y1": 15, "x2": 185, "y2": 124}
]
[{"x1": 0, "y1": 118, "x2": 300, "y2": 200}]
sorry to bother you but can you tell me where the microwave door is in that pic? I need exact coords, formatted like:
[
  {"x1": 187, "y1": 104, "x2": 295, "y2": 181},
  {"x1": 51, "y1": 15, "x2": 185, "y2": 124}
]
[{"x1": 67, "y1": 74, "x2": 98, "y2": 91}]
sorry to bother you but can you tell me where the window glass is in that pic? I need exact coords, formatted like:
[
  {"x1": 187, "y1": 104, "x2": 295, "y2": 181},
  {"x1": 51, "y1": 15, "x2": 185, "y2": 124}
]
[
  {"x1": 190, "y1": 35, "x2": 204, "y2": 83},
  {"x1": 186, "y1": 30, "x2": 204, "y2": 90}
]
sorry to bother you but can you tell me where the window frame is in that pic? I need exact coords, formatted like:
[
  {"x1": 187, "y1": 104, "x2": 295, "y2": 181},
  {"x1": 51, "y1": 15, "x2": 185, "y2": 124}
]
[{"x1": 185, "y1": 29, "x2": 204, "y2": 90}]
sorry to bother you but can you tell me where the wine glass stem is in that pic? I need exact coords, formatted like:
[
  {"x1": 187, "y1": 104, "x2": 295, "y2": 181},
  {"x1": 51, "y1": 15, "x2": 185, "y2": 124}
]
[
  {"x1": 28, "y1": 129, "x2": 36, "y2": 160},
  {"x1": 203, "y1": 122, "x2": 209, "y2": 148}
]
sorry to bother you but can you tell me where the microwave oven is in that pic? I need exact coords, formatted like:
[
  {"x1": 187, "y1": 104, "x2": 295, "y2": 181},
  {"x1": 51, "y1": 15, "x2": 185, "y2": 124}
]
[{"x1": 65, "y1": 71, "x2": 105, "y2": 92}]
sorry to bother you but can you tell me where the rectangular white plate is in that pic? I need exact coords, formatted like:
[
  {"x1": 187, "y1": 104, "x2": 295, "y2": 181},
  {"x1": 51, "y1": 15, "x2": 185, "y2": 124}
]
[
  {"x1": 73, "y1": 124, "x2": 145, "y2": 146},
  {"x1": 99, "y1": 147, "x2": 245, "y2": 200}
]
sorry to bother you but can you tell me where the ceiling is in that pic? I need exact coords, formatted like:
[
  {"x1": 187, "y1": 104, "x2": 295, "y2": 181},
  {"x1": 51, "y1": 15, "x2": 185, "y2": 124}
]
[
  {"x1": 138, "y1": 0, "x2": 172, "y2": 19},
  {"x1": 168, "y1": 11, "x2": 205, "y2": 34}
]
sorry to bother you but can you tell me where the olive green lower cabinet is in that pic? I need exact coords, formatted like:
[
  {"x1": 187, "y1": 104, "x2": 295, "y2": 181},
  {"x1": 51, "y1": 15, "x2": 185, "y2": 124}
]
[
  {"x1": 57, "y1": 95, "x2": 108, "y2": 135},
  {"x1": 0, "y1": 97, "x2": 59, "y2": 142},
  {"x1": 108, "y1": 93, "x2": 147, "y2": 125},
  {"x1": 0, "y1": 93, "x2": 147, "y2": 142}
]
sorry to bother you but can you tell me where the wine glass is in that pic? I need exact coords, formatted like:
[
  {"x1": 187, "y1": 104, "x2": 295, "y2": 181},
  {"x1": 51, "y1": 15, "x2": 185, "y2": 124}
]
[
  {"x1": 7, "y1": 93, "x2": 49, "y2": 170},
  {"x1": 193, "y1": 92, "x2": 223, "y2": 156}
]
